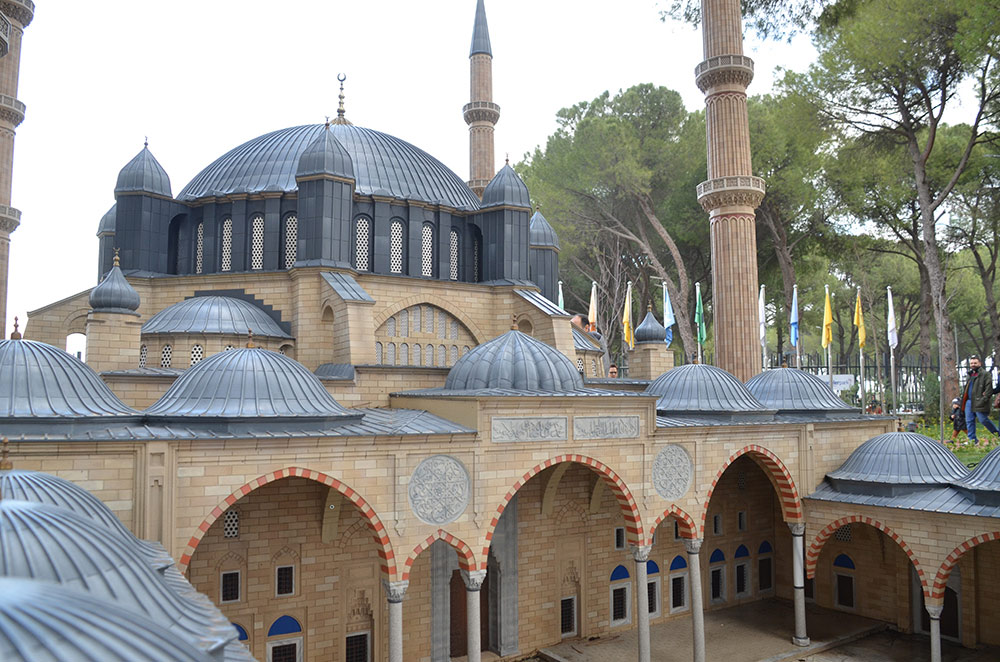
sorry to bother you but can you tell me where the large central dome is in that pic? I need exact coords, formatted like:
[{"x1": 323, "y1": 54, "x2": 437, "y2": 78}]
[{"x1": 178, "y1": 124, "x2": 482, "y2": 210}]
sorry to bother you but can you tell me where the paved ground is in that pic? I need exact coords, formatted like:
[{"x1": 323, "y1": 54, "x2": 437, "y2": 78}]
[{"x1": 798, "y1": 630, "x2": 999, "y2": 662}]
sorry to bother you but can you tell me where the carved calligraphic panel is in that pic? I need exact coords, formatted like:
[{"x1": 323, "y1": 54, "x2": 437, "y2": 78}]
[
  {"x1": 652, "y1": 444, "x2": 693, "y2": 500},
  {"x1": 408, "y1": 455, "x2": 470, "y2": 525},
  {"x1": 491, "y1": 417, "x2": 568, "y2": 443},
  {"x1": 573, "y1": 416, "x2": 640, "y2": 440}
]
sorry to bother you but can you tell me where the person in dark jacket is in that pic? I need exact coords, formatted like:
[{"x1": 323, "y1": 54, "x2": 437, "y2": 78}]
[
  {"x1": 950, "y1": 398, "x2": 967, "y2": 440},
  {"x1": 962, "y1": 355, "x2": 999, "y2": 444}
]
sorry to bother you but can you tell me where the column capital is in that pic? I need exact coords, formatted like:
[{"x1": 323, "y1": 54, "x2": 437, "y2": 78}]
[
  {"x1": 382, "y1": 579, "x2": 409, "y2": 603},
  {"x1": 925, "y1": 604, "x2": 944, "y2": 619},
  {"x1": 630, "y1": 544, "x2": 652, "y2": 562},
  {"x1": 461, "y1": 569, "x2": 487, "y2": 591},
  {"x1": 683, "y1": 538, "x2": 704, "y2": 554},
  {"x1": 788, "y1": 522, "x2": 806, "y2": 536}
]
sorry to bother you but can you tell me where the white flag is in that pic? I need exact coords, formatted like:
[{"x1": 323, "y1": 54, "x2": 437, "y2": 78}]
[
  {"x1": 887, "y1": 286, "x2": 898, "y2": 349},
  {"x1": 759, "y1": 284, "x2": 766, "y2": 349}
]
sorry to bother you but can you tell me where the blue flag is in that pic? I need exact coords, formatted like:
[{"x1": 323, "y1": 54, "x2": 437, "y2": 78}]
[
  {"x1": 662, "y1": 282, "x2": 675, "y2": 348},
  {"x1": 790, "y1": 285, "x2": 799, "y2": 348}
]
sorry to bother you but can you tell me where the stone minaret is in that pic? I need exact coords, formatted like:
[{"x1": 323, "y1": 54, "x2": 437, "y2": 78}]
[
  {"x1": 0, "y1": 2, "x2": 33, "y2": 337},
  {"x1": 696, "y1": 0, "x2": 766, "y2": 381},
  {"x1": 464, "y1": 0, "x2": 500, "y2": 197}
]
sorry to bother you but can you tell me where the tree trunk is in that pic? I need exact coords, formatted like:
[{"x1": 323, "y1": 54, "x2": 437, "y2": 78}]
[{"x1": 918, "y1": 264, "x2": 933, "y2": 367}]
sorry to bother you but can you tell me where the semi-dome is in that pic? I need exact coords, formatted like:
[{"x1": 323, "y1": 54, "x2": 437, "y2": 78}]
[
  {"x1": 296, "y1": 126, "x2": 354, "y2": 179},
  {"x1": 745, "y1": 368, "x2": 853, "y2": 413},
  {"x1": 146, "y1": 347, "x2": 352, "y2": 419},
  {"x1": 828, "y1": 431, "x2": 970, "y2": 487},
  {"x1": 89, "y1": 263, "x2": 141, "y2": 313},
  {"x1": 141, "y1": 296, "x2": 291, "y2": 339},
  {"x1": 634, "y1": 308, "x2": 665, "y2": 343},
  {"x1": 529, "y1": 209, "x2": 559, "y2": 249},
  {"x1": 0, "y1": 578, "x2": 216, "y2": 662},
  {"x1": 178, "y1": 123, "x2": 481, "y2": 209},
  {"x1": 644, "y1": 363, "x2": 772, "y2": 416},
  {"x1": 444, "y1": 329, "x2": 585, "y2": 392},
  {"x1": 97, "y1": 202, "x2": 116, "y2": 235},
  {"x1": 0, "y1": 339, "x2": 137, "y2": 418},
  {"x1": 481, "y1": 164, "x2": 530, "y2": 208},
  {"x1": 116, "y1": 145, "x2": 172, "y2": 197}
]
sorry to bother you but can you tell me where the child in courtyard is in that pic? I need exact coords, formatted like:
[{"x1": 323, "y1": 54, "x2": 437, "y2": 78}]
[{"x1": 951, "y1": 398, "x2": 967, "y2": 441}]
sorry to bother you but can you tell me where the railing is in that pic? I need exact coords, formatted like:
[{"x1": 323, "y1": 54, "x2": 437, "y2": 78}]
[{"x1": 696, "y1": 176, "x2": 766, "y2": 199}]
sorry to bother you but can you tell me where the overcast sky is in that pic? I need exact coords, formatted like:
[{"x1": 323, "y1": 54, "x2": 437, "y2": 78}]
[{"x1": 8, "y1": 0, "x2": 816, "y2": 341}]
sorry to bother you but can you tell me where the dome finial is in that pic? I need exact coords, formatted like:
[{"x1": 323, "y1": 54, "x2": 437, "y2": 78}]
[
  {"x1": 510, "y1": 315, "x2": 517, "y2": 331},
  {"x1": 9, "y1": 317, "x2": 19, "y2": 340},
  {"x1": 112, "y1": 247, "x2": 120, "y2": 268},
  {"x1": 246, "y1": 328, "x2": 255, "y2": 349},
  {"x1": 143, "y1": 136, "x2": 148, "y2": 149},
  {"x1": 331, "y1": 73, "x2": 353, "y2": 125},
  {"x1": 1, "y1": 437, "x2": 12, "y2": 470}
]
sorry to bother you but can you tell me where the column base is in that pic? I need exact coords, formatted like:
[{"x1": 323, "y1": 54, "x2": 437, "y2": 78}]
[{"x1": 792, "y1": 636, "x2": 811, "y2": 647}]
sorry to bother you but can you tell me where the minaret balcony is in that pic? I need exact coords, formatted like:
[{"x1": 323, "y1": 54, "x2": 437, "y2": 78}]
[
  {"x1": 0, "y1": 94, "x2": 24, "y2": 126},
  {"x1": 0, "y1": 0, "x2": 34, "y2": 28},
  {"x1": 695, "y1": 54, "x2": 755, "y2": 93},
  {"x1": 0, "y1": 204, "x2": 20, "y2": 234},
  {"x1": 697, "y1": 176, "x2": 766, "y2": 212},
  {"x1": 463, "y1": 101, "x2": 501, "y2": 125}
]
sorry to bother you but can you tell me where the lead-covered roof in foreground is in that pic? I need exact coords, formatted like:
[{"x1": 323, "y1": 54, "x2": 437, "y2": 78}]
[{"x1": 141, "y1": 296, "x2": 291, "y2": 339}]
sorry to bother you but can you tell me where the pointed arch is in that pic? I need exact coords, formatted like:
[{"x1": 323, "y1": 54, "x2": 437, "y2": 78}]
[
  {"x1": 372, "y1": 294, "x2": 486, "y2": 344},
  {"x1": 179, "y1": 466, "x2": 396, "y2": 581},
  {"x1": 402, "y1": 529, "x2": 478, "y2": 581},
  {"x1": 933, "y1": 531, "x2": 1000, "y2": 600},
  {"x1": 651, "y1": 504, "x2": 698, "y2": 539},
  {"x1": 702, "y1": 444, "x2": 802, "y2": 535}
]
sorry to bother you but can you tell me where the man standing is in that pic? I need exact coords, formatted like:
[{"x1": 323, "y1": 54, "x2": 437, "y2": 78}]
[{"x1": 962, "y1": 355, "x2": 998, "y2": 445}]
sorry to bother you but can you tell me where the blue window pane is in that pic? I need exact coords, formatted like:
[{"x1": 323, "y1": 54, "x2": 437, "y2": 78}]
[
  {"x1": 833, "y1": 554, "x2": 855, "y2": 570},
  {"x1": 735, "y1": 544, "x2": 749, "y2": 558},
  {"x1": 646, "y1": 560, "x2": 659, "y2": 575},
  {"x1": 669, "y1": 555, "x2": 687, "y2": 571},
  {"x1": 758, "y1": 540, "x2": 773, "y2": 555},
  {"x1": 268, "y1": 615, "x2": 302, "y2": 637},
  {"x1": 232, "y1": 623, "x2": 248, "y2": 641},
  {"x1": 610, "y1": 564, "x2": 630, "y2": 582},
  {"x1": 709, "y1": 548, "x2": 725, "y2": 564}
]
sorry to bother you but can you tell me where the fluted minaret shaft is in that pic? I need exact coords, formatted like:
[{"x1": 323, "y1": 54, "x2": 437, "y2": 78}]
[
  {"x1": 464, "y1": 0, "x2": 499, "y2": 198},
  {"x1": 0, "y1": 1, "x2": 33, "y2": 338},
  {"x1": 696, "y1": 0, "x2": 765, "y2": 381}
]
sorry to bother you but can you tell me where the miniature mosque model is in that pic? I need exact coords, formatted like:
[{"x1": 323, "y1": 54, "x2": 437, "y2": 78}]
[{"x1": 1, "y1": 1, "x2": 1000, "y2": 662}]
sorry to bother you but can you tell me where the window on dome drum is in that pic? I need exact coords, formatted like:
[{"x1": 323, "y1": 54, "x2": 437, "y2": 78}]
[
  {"x1": 138, "y1": 344, "x2": 147, "y2": 368},
  {"x1": 390, "y1": 221, "x2": 404, "y2": 273},
  {"x1": 560, "y1": 596, "x2": 576, "y2": 637},
  {"x1": 614, "y1": 527, "x2": 626, "y2": 551},
  {"x1": 284, "y1": 215, "x2": 298, "y2": 268},
  {"x1": 345, "y1": 632, "x2": 369, "y2": 662},
  {"x1": 251, "y1": 214, "x2": 265, "y2": 270},
  {"x1": 276, "y1": 566, "x2": 294, "y2": 597},
  {"x1": 610, "y1": 585, "x2": 630, "y2": 627},
  {"x1": 195, "y1": 222, "x2": 204, "y2": 274},
  {"x1": 190, "y1": 344, "x2": 204, "y2": 366},
  {"x1": 735, "y1": 562, "x2": 750, "y2": 598},
  {"x1": 576, "y1": 357, "x2": 584, "y2": 372},
  {"x1": 223, "y1": 510, "x2": 239, "y2": 539},
  {"x1": 160, "y1": 345, "x2": 172, "y2": 368},
  {"x1": 269, "y1": 641, "x2": 299, "y2": 662},
  {"x1": 449, "y1": 229, "x2": 459, "y2": 280},
  {"x1": 221, "y1": 570, "x2": 240, "y2": 603},
  {"x1": 355, "y1": 217, "x2": 371, "y2": 271},
  {"x1": 225, "y1": 344, "x2": 235, "y2": 351},
  {"x1": 421, "y1": 224, "x2": 434, "y2": 277},
  {"x1": 221, "y1": 218, "x2": 233, "y2": 271}
]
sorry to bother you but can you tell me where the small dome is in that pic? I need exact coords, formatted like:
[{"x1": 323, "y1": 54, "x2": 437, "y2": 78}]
[
  {"x1": 481, "y1": 164, "x2": 530, "y2": 208},
  {"x1": 96, "y1": 203, "x2": 116, "y2": 236},
  {"x1": 953, "y1": 446, "x2": 1000, "y2": 491},
  {"x1": 116, "y1": 145, "x2": 172, "y2": 197},
  {"x1": 89, "y1": 264, "x2": 141, "y2": 313},
  {"x1": 634, "y1": 309, "x2": 665, "y2": 343},
  {"x1": 0, "y1": 339, "x2": 137, "y2": 418},
  {"x1": 445, "y1": 329, "x2": 585, "y2": 392},
  {"x1": 644, "y1": 363, "x2": 771, "y2": 415},
  {"x1": 745, "y1": 368, "x2": 853, "y2": 413},
  {"x1": 146, "y1": 347, "x2": 350, "y2": 418},
  {"x1": 296, "y1": 127, "x2": 355, "y2": 179},
  {"x1": 828, "y1": 432, "x2": 970, "y2": 485},
  {"x1": 0, "y1": 578, "x2": 216, "y2": 662},
  {"x1": 142, "y1": 296, "x2": 291, "y2": 339},
  {"x1": 529, "y1": 209, "x2": 559, "y2": 249}
]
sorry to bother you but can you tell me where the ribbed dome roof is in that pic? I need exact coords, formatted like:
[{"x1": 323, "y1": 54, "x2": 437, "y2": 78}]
[
  {"x1": 635, "y1": 309, "x2": 665, "y2": 343},
  {"x1": 296, "y1": 126, "x2": 354, "y2": 179},
  {"x1": 97, "y1": 202, "x2": 116, "y2": 235},
  {"x1": 745, "y1": 368, "x2": 853, "y2": 412},
  {"x1": 481, "y1": 164, "x2": 530, "y2": 208},
  {"x1": 146, "y1": 347, "x2": 350, "y2": 418},
  {"x1": 529, "y1": 209, "x2": 559, "y2": 249},
  {"x1": 116, "y1": 145, "x2": 172, "y2": 197},
  {"x1": 178, "y1": 124, "x2": 481, "y2": 209},
  {"x1": 0, "y1": 501, "x2": 237, "y2": 655},
  {"x1": 445, "y1": 329, "x2": 585, "y2": 392},
  {"x1": 644, "y1": 363, "x2": 770, "y2": 414},
  {"x1": 0, "y1": 578, "x2": 216, "y2": 662},
  {"x1": 953, "y1": 446, "x2": 1000, "y2": 491},
  {"x1": 0, "y1": 339, "x2": 137, "y2": 418},
  {"x1": 828, "y1": 432, "x2": 970, "y2": 485},
  {"x1": 142, "y1": 296, "x2": 291, "y2": 339},
  {"x1": 89, "y1": 264, "x2": 141, "y2": 313}
]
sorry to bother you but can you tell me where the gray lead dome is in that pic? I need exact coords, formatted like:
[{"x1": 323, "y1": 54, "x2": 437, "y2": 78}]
[
  {"x1": 115, "y1": 145, "x2": 172, "y2": 197},
  {"x1": 481, "y1": 164, "x2": 530, "y2": 208},
  {"x1": 529, "y1": 209, "x2": 560, "y2": 249},
  {"x1": 828, "y1": 432, "x2": 970, "y2": 486},
  {"x1": 89, "y1": 264, "x2": 141, "y2": 313},
  {"x1": 634, "y1": 310, "x2": 666, "y2": 343},
  {"x1": 745, "y1": 368, "x2": 852, "y2": 413},
  {"x1": 445, "y1": 329, "x2": 585, "y2": 392},
  {"x1": 297, "y1": 127, "x2": 355, "y2": 179},
  {"x1": 141, "y1": 296, "x2": 291, "y2": 339},
  {"x1": 645, "y1": 363, "x2": 771, "y2": 415}
]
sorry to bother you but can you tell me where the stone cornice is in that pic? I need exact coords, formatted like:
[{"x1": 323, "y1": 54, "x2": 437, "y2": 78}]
[
  {"x1": 0, "y1": 204, "x2": 20, "y2": 234},
  {"x1": 0, "y1": 0, "x2": 33, "y2": 28},
  {"x1": 697, "y1": 175, "x2": 766, "y2": 212},
  {"x1": 463, "y1": 101, "x2": 500, "y2": 126},
  {"x1": 0, "y1": 94, "x2": 24, "y2": 127}
]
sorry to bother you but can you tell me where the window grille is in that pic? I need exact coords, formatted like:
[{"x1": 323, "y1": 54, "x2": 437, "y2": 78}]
[
  {"x1": 221, "y1": 218, "x2": 233, "y2": 271},
  {"x1": 250, "y1": 215, "x2": 265, "y2": 270},
  {"x1": 712, "y1": 514, "x2": 723, "y2": 535},
  {"x1": 355, "y1": 218, "x2": 370, "y2": 271},
  {"x1": 223, "y1": 510, "x2": 239, "y2": 538},
  {"x1": 648, "y1": 580, "x2": 659, "y2": 615},
  {"x1": 737, "y1": 511, "x2": 747, "y2": 531},
  {"x1": 387, "y1": 343, "x2": 396, "y2": 365},
  {"x1": 437, "y1": 345, "x2": 446, "y2": 366},
  {"x1": 560, "y1": 597, "x2": 576, "y2": 636},
  {"x1": 400, "y1": 343, "x2": 409, "y2": 365},
  {"x1": 276, "y1": 566, "x2": 294, "y2": 596},
  {"x1": 758, "y1": 557, "x2": 773, "y2": 592},
  {"x1": 139, "y1": 344, "x2": 147, "y2": 368},
  {"x1": 386, "y1": 316, "x2": 396, "y2": 337},
  {"x1": 221, "y1": 571, "x2": 240, "y2": 603},
  {"x1": 735, "y1": 562, "x2": 749, "y2": 597},
  {"x1": 271, "y1": 642, "x2": 297, "y2": 662},
  {"x1": 412, "y1": 306, "x2": 420, "y2": 331},
  {"x1": 450, "y1": 229, "x2": 459, "y2": 280},
  {"x1": 345, "y1": 634, "x2": 368, "y2": 662},
  {"x1": 425, "y1": 344, "x2": 434, "y2": 366},
  {"x1": 591, "y1": 359, "x2": 597, "y2": 376},
  {"x1": 450, "y1": 345, "x2": 458, "y2": 364},
  {"x1": 191, "y1": 344, "x2": 204, "y2": 366},
  {"x1": 284, "y1": 215, "x2": 298, "y2": 268},
  {"x1": 195, "y1": 223, "x2": 204, "y2": 274},
  {"x1": 611, "y1": 586, "x2": 628, "y2": 624},
  {"x1": 375, "y1": 342, "x2": 383, "y2": 364},
  {"x1": 614, "y1": 527, "x2": 626, "y2": 550},
  {"x1": 450, "y1": 320, "x2": 458, "y2": 339},
  {"x1": 423, "y1": 306, "x2": 433, "y2": 333},
  {"x1": 413, "y1": 343, "x2": 421, "y2": 365},
  {"x1": 224, "y1": 344, "x2": 235, "y2": 351},
  {"x1": 473, "y1": 236, "x2": 480, "y2": 282},
  {"x1": 462, "y1": 345, "x2": 470, "y2": 355},
  {"x1": 400, "y1": 310, "x2": 408, "y2": 337},
  {"x1": 834, "y1": 525, "x2": 852, "y2": 542},
  {"x1": 390, "y1": 221, "x2": 404, "y2": 273},
  {"x1": 421, "y1": 224, "x2": 433, "y2": 277},
  {"x1": 576, "y1": 357, "x2": 584, "y2": 372},
  {"x1": 710, "y1": 567, "x2": 725, "y2": 602},
  {"x1": 160, "y1": 345, "x2": 172, "y2": 368},
  {"x1": 437, "y1": 311, "x2": 446, "y2": 338},
  {"x1": 671, "y1": 574, "x2": 687, "y2": 611}
]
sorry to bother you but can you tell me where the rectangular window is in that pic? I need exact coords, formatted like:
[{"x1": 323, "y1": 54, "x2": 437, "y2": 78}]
[
  {"x1": 804, "y1": 577, "x2": 815, "y2": 601},
  {"x1": 345, "y1": 633, "x2": 369, "y2": 662},
  {"x1": 670, "y1": 573, "x2": 688, "y2": 612},
  {"x1": 673, "y1": 520, "x2": 681, "y2": 541},
  {"x1": 737, "y1": 511, "x2": 747, "y2": 532},
  {"x1": 758, "y1": 557, "x2": 773, "y2": 592},
  {"x1": 276, "y1": 565, "x2": 295, "y2": 597},
  {"x1": 710, "y1": 567, "x2": 725, "y2": 603},
  {"x1": 221, "y1": 570, "x2": 240, "y2": 603},
  {"x1": 735, "y1": 562, "x2": 750, "y2": 598},
  {"x1": 647, "y1": 578, "x2": 660, "y2": 618},
  {"x1": 712, "y1": 514, "x2": 723, "y2": 536},
  {"x1": 835, "y1": 573, "x2": 855, "y2": 609},
  {"x1": 610, "y1": 585, "x2": 631, "y2": 626},
  {"x1": 614, "y1": 527, "x2": 626, "y2": 551},
  {"x1": 270, "y1": 643, "x2": 297, "y2": 662},
  {"x1": 560, "y1": 597, "x2": 577, "y2": 637}
]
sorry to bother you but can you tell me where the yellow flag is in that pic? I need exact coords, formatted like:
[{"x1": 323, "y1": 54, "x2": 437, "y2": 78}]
[
  {"x1": 854, "y1": 290, "x2": 866, "y2": 349},
  {"x1": 588, "y1": 282, "x2": 598, "y2": 332},
  {"x1": 822, "y1": 287, "x2": 833, "y2": 349},
  {"x1": 622, "y1": 282, "x2": 634, "y2": 350}
]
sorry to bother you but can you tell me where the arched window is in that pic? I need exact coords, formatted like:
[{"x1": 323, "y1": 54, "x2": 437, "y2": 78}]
[
  {"x1": 355, "y1": 217, "x2": 371, "y2": 271},
  {"x1": 221, "y1": 218, "x2": 233, "y2": 272},
  {"x1": 400, "y1": 343, "x2": 409, "y2": 365},
  {"x1": 734, "y1": 545, "x2": 751, "y2": 598},
  {"x1": 421, "y1": 223, "x2": 434, "y2": 277},
  {"x1": 833, "y1": 554, "x2": 855, "y2": 609},
  {"x1": 437, "y1": 344, "x2": 446, "y2": 366},
  {"x1": 449, "y1": 229, "x2": 460, "y2": 280},
  {"x1": 390, "y1": 221, "x2": 404, "y2": 274},
  {"x1": 412, "y1": 343, "x2": 421, "y2": 366},
  {"x1": 710, "y1": 548, "x2": 726, "y2": 604},
  {"x1": 195, "y1": 222, "x2": 204, "y2": 274},
  {"x1": 138, "y1": 344, "x2": 147, "y2": 368},
  {"x1": 473, "y1": 234, "x2": 481, "y2": 282},
  {"x1": 669, "y1": 555, "x2": 689, "y2": 613},
  {"x1": 387, "y1": 342, "x2": 396, "y2": 365},
  {"x1": 646, "y1": 560, "x2": 661, "y2": 619},
  {"x1": 250, "y1": 214, "x2": 265, "y2": 270},
  {"x1": 190, "y1": 344, "x2": 204, "y2": 366},
  {"x1": 425, "y1": 344, "x2": 434, "y2": 366},
  {"x1": 267, "y1": 615, "x2": 302, "y2": 662},
  {"x1": 283, "y1": 214, "x2": 298, "y2": 268},
  {"x1": 160, "y1": 345, "x2": 172, "y2": 368},
  {"x1": 610, "y1": 565, "x2": 631, "y2": 627},
  {"x1": 450, "y1": 345, "x2": 458, "y2": 364},
  {"x1": 232, "y1": 623, "x2": 249, "y2": 642},
  {"x1": 758, "y1": 541, "x2": 774, "y2": 593},
  {"x1": 375, "y1": 342, "x2": 383, "y2": 364}
]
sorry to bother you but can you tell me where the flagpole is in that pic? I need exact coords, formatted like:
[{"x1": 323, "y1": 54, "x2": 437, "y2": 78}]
[
  {"x1": 793, "y1": 284, "x2": 800, "y2": 368},
  {"x1": 696, "y1": 281, "x2": 703, "y2": 364},
  {"x1": 857, "y1": 287, "x2": 865, "y2": 411},
  {"x1": 888, "y1": 286, "x2": 898, "y2": 415},
  {"x1": 759, "y1": 284, "x2": 767, "y2": 371},
  {"x1": 825, "y1": 285, "x2": 833, "y2": 388}
]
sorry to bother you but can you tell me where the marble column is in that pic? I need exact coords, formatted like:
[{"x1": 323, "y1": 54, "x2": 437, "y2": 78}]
[
  {"x1": 684, "y1": 538, "x2": 706, "y2": 662},
  {"x1": 382, "y1": 579, "x2": 408, "y2": 662},
  {"x1": 632, "y1": 545, "x2": 652, "y2": 662},
  {"x1": 789, "y1": 523, "x2": 810, "y2": 646},
  {"x1": 462, "y1": 569, "x2": 487, "y2": 662},
  {"x1": 926, "y1": 604, "x2": 943, "y2": 662}
]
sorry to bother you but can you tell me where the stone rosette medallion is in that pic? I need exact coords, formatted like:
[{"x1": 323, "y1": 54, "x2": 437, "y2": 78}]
[
  {"x1": 652, "y1": 444, "x2": 693, "y2": 501},
  {"x1": 408, "y1": 454, "x2": 471, "y2": 525}
]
